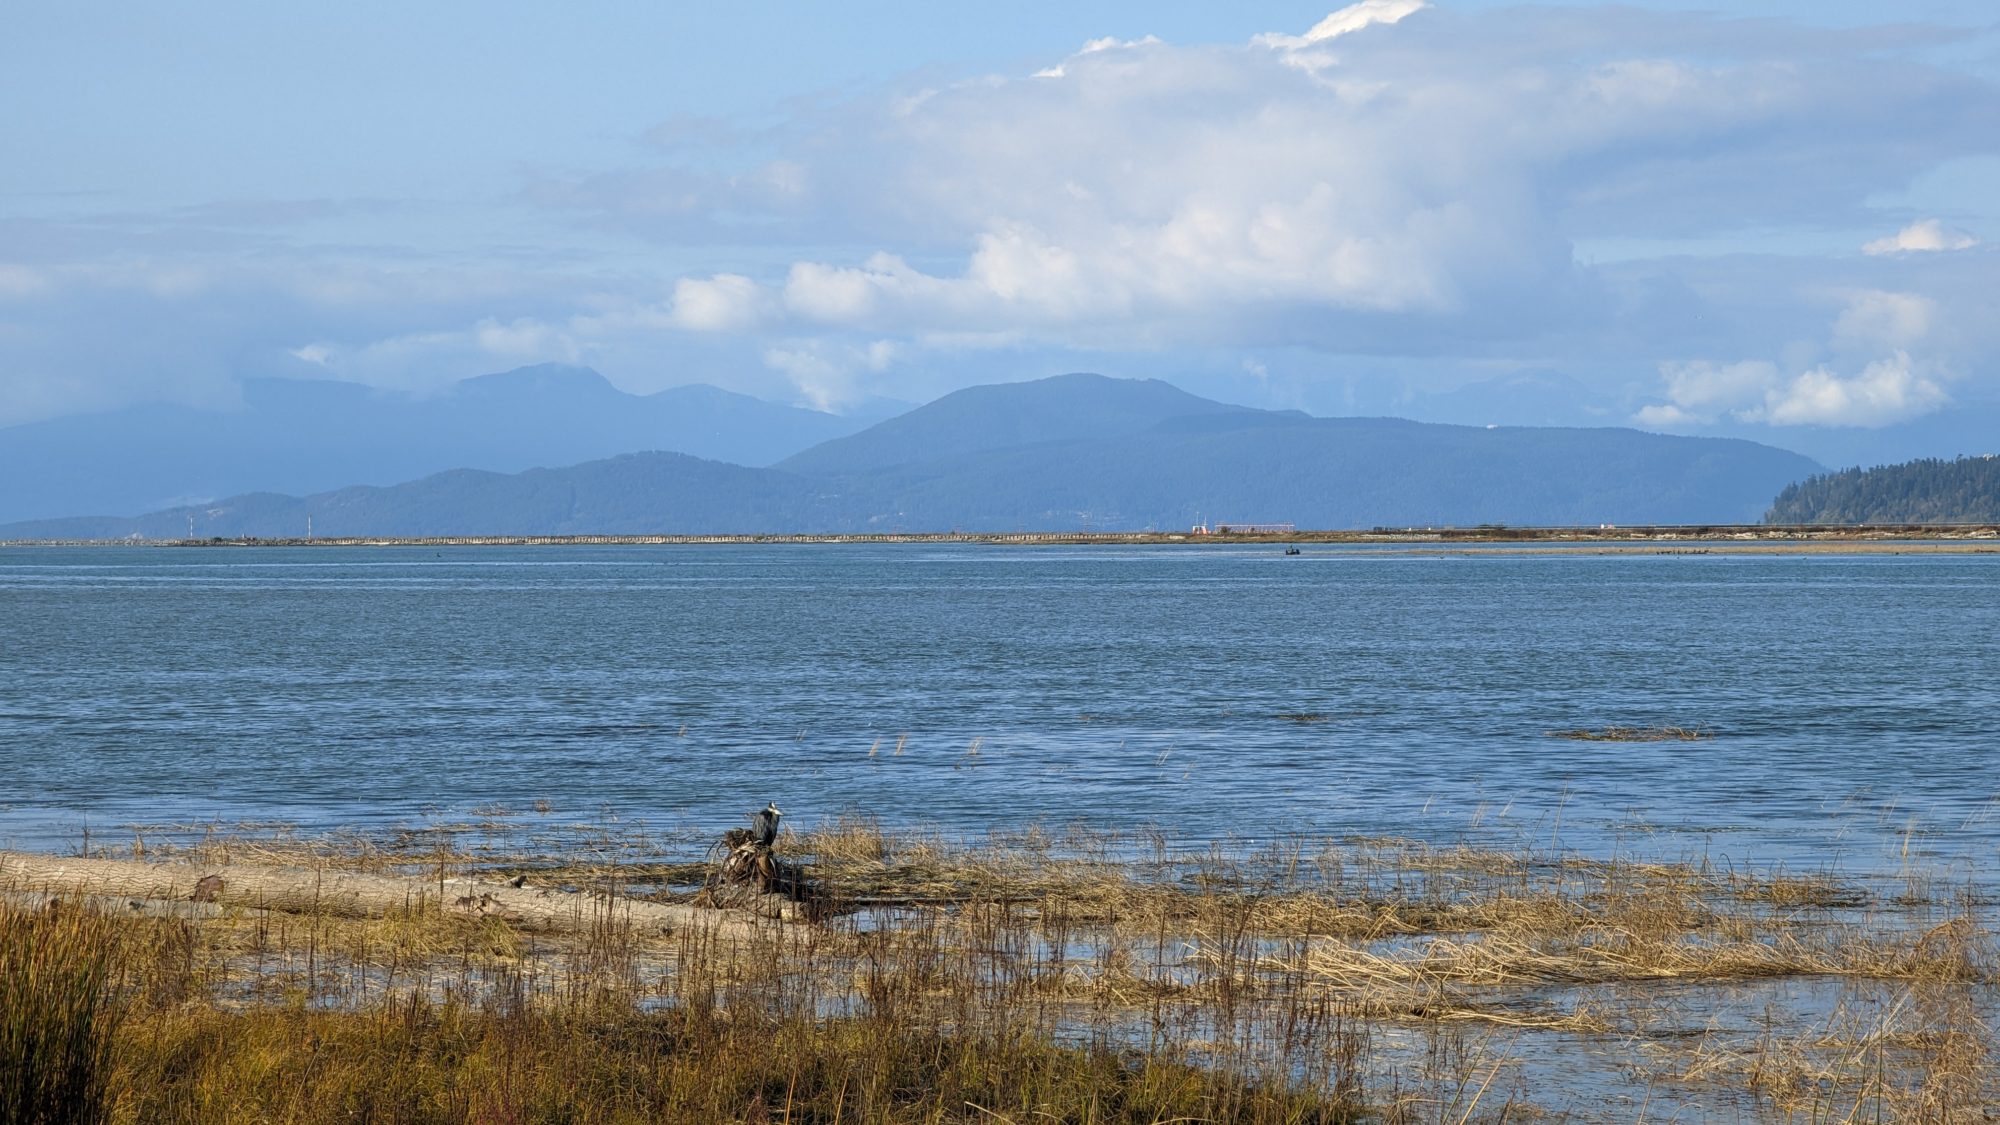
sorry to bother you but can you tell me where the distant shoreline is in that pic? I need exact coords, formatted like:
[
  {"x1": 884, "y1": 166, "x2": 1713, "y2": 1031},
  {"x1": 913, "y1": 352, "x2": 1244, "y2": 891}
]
[{"x1": 5, "y1": 523, "x2": 1999, "y2": 552}]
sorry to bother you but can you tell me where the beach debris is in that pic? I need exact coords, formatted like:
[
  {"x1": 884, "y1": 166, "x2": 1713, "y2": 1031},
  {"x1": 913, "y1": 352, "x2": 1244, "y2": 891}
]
[{"x1": 703, "y1": 802, "x2": 827, "y2": 920}]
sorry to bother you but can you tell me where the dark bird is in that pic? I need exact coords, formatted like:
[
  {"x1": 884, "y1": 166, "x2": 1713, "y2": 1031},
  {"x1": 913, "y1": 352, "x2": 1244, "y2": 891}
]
[{"x1": 750, "y1": 802, "x2": 783, "y2": 848}]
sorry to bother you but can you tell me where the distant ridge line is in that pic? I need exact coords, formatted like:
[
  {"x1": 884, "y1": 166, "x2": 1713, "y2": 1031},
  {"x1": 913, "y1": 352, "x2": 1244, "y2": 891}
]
[{"x1": 0, "y1": 373, "x2": 1827, "y2": 536}]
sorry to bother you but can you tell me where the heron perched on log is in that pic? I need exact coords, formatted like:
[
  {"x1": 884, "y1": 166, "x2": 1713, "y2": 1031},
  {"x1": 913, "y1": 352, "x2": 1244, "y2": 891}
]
[
  {"x1": 712, "y1": 802, "x2": 785, "y2": 894},
  {"x1": 751, "y1": 802, "x2": 782, "y2": 847},
  {"x1": 700, "y1": 800, "x2": 827, "y2": 918}
]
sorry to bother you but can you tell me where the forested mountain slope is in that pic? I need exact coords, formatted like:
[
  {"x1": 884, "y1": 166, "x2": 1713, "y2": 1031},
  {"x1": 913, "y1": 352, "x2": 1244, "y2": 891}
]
[{"x1": 1765, "y1": 456, "x2": 2000, "y2": 524}]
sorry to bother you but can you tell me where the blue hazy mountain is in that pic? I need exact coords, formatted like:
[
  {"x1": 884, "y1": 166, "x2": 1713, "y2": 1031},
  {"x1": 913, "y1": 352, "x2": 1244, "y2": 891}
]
[
  {"x1": 2, "y1": 374, "x2": 1824, "y2": 538},
  {"x1": 1407, "y1": 369, "x2": 1623, "y2": 428},
  {"x1": 777, "y1": 372, "x2": 1255, "y2": 475},
  {"x1": 0, "y1": 364, "x2": 874, "y2": 525},
  {"x1": 835, "y1": 410, "x2": 1817, "y2": 530},
  {"x1": 4, "y1": 452, "x2": 818, "y2": 539}
]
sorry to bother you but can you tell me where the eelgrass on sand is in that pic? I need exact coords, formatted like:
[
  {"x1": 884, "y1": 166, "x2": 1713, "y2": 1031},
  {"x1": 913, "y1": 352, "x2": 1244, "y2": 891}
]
[{"x1": 3, "y1": 818, "x2": 1995, "y2": 1122}]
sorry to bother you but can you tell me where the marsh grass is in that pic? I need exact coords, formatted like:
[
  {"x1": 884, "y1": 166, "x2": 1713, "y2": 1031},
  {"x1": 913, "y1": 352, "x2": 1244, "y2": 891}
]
[
  {"x1": 104, "y1": 994, "x2": 1358, "y2": 1124},
  {"x1": 1, "y1": 904, "x2": 121, "y2": 1125},
  {"x1": 5, "y1": 820, "x2": 1996, "y2": 1121}
]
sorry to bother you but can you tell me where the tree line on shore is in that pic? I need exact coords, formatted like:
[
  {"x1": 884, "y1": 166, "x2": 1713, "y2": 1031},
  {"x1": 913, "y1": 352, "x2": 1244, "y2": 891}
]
[{"x1": 1766, "y1": 454, "x2": 2000, "y2": 524}]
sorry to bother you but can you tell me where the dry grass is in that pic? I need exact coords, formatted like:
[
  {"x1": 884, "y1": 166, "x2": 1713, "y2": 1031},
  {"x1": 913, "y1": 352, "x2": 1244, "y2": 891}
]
[
  {"x1": 1643, "y1": 980, "x2": 1995, "y2": 1121},
  {"x1": 2, "y1": 904, "x2": 120, "y2": 1125},
  {"x1": 103, "y1": 999, "x2": 1357, "y2": 1124},
  {"x1": 4, "y1": 820, "x2": 1996, "y2": 1121}
]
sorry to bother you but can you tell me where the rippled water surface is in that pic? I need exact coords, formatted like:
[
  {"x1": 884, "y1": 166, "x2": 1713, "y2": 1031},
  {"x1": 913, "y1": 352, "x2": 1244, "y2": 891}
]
[{"x1": 4, "y1": 544, "x2": 1996, "y2": 871}]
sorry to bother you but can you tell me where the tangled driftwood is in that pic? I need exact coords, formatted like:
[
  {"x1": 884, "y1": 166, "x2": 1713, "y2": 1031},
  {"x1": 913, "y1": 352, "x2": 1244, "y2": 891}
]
[{"x1": 702, "y1": 829, "x2": 827, "y2": 920}]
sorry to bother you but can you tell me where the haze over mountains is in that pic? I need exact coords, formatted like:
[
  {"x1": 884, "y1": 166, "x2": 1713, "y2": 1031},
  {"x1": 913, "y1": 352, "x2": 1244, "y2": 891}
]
[
  {"x1": 0, "y1": 365, "x2": 885, "y2": 526},
  {"x1": 1336, "y1": 370, "x2": 2000, "y2": 471},
  {"x1": 1, "y1": 372, "x2": 1825, "y2": 539}
]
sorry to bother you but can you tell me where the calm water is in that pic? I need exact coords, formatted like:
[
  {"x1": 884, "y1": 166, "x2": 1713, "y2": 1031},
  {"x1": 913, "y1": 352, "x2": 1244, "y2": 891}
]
[{"x1": 3, "y1": 544, "x2": 1997, "y2": 873}]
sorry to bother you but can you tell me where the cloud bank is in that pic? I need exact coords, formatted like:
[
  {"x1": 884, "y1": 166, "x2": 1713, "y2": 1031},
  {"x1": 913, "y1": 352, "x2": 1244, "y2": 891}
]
[
  {"x1": 571, "y1": 0, "x2": 1997, "y2": 414},
  {"x1": 1636, "y1": 290, "x2": 1953, "y2": 429}
]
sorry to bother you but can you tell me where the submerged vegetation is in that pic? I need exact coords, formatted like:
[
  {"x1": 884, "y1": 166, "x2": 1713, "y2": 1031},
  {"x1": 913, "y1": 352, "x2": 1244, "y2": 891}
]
[
  {"x1": 2, "y1": 817, "x2": 1995, "y2": 1122},
  {"x1": 1547, "y1": 726, "x2": 1713, "y2": 742}
]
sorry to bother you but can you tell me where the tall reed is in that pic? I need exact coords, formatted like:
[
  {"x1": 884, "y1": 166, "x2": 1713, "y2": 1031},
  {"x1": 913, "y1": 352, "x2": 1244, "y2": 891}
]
[{"x1": 0, "y1": 903, "x2": 120, "y2": 1125}]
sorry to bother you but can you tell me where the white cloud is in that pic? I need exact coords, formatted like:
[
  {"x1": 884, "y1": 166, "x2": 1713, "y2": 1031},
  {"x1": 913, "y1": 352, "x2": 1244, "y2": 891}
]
[
  {"x1": 1762, "y1": 353, "x2": 1947, "y2": 427},
  {"x1": 1832, "y1": 290, "x2": 1934, "y2": 349},
  {"x1": 669, "y1": 273, "x2": 766, "y2": 332},
  {"x1": 1253, "y1": 0, "x2": 1428, "y2": 49},
  {"x1": 785, "y1": 259, "x2": 893, "y2": 322},
  {"x1": 1651, "y1": 359, "x2": 1782, "y2": 423},
  {"x1": 1863, "y1": 218, "x2": 1978, "y2": 255},
  {"x1": 474, "y1": 317, "x2": 578, "y2": 362},
  {"x1": 1632, "y1": 402, "x2": 1703, "y2": 427},
  {"x1": 1638, "y1": 353, "x2": 1949, "y2": 429},
  {"x1": 762, "y1": 338, "x2": 901, "y2": 411},
  {"x1": 1639, "y1": 288, "x2": 1953, "y2": 429},
  {"x1": 628, "y1": 3, "x2": 1994, "y2": 365},
  {"x1": 1034, "y1": 34, "x2": 1164, "y2": 78}
]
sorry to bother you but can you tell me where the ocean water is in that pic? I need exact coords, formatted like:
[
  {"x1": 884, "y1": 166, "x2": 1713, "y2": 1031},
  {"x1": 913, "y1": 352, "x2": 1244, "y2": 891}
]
[{"x1": 3, "y1": 543, "x2": 1996, "y2": 874}]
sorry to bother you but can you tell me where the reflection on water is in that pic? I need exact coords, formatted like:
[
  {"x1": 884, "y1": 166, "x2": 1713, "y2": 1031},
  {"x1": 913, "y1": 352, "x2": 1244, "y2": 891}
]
[{"x1": 2, "y1": 544, "x2": 1997, "y2": 876}]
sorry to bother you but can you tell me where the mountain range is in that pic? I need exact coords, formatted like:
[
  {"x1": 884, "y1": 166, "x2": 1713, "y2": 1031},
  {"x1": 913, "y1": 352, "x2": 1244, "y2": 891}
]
[
  {"x1": 0, "y1": 371, "x2": 1824, "y2": 538},
  {"x1": 0, "y1": 365, "x2": 888, "y2": 526}
]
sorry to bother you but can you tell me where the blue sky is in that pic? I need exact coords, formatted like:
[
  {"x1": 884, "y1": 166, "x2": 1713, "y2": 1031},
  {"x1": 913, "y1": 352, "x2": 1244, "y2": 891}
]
[{"x1": 3, "y1": 1, "x2": 1997, "y2": 458}]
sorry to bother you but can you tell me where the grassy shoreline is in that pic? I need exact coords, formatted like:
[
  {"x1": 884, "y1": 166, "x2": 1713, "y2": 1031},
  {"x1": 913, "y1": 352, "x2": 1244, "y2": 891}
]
[{"x1": 4, "y1": 821, "x2": 1994, "y2": 1121}]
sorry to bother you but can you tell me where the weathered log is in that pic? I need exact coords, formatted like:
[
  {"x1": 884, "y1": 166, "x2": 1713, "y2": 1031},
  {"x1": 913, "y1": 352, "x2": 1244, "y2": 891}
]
[
  {"x1": 0, "y1": 851, "x2": 784, "y2": 940},
  {"x1": 0, "y1": 888, "x2": 265, "y2": 921},
  {"x1": 706, "y1": 837, "x2": 828, "y2": 922}
]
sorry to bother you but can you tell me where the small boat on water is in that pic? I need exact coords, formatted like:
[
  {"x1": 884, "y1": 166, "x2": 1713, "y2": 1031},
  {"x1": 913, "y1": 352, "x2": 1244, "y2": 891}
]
[{"x1": 1284, "y1": 546, "x2": 1302, "y2": 556}]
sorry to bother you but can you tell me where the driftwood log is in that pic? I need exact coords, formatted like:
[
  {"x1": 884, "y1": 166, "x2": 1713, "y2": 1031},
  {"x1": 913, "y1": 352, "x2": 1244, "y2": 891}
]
[
  {"x1": 704, "y1": 830, "x2": 825, "y2": 920},
  {"x1": 0, "y1": 888, "x2": 265, "y2": 922},
  {"x1": 0, "y1": 851, "x2": 785, "y2": 940}
]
